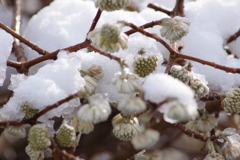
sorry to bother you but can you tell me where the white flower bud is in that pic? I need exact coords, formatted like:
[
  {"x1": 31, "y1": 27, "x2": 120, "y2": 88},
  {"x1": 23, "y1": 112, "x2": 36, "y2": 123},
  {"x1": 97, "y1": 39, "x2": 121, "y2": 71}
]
[
  {"x1": 87, "y1": 23, "x2": 128, "y2": 53},
  {"x1": 82, "y1": 75, "x2": 98, "y2": 95},
  {"x1": 133, "y1": 55, "x2": 158, "y2": 78},
  {"x1": 159, "y1": 16, "x2": 190, "y2": 42},
  {"x1": 77, "y1": 94, "x2": 111, "y2": 124},
  {"x1": 6, "y1": 124, "x2": 29, "y2": 138},
  {"x1": 28, "y1": 125, "x2": 51, "y2": 151},
  {"x1": 72, "y1": 116, "x2": 94, "y2": 134},
  {"x1": 221, "y1": 88, "x2": 240, "y2": 114},
  {"x1": 112, "y1": 68, "x2": 140, "y2": 94},
  {"x1": 222, "y1": 141, "x2": 240, "y2": 160},
  {"x1": 56, "y1": 124, "x2": 76, "y2": 147},
  {"x1": 196, "y1": 115, "x2": 218, "y2": 133},
  {"x1": 131, "y1": 129, "x2": 160, "y2": 150},
  {"x1": 117, "y1": 96, "x2": 146, "y2": 115},
  {"x1": 25, "y1": 144, "x2": 44, "y2": 160},
  {"x1": 113, "y1": 121, "x2": 141, "y2": 141},
  {"x1": 95, "y1": 0, "x2": 131, "y2": 11}
]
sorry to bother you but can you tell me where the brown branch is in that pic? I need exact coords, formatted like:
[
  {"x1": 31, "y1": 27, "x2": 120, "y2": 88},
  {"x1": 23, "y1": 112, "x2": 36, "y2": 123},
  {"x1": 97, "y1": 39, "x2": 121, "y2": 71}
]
[
  {"x1": 0, "y1": 22, "x2": 50, "y2": 56},
  {"x1": 12, "y1": 0, "x2": 27, "y2": 63},
  {"x1": 122, "y1": 21, "x2": 240, "y2": 74},
  {"x1": 175, "y1": 123, "x2": 218, "y2": 142},
  {"x1": 88, "y1": 44, "x2": 125, "y2": 64},
  {"x1": 200, "y1": 93, "x2": 223, "y2": 102},
  {"x1": 227, "y1": 29, "x2": 240, "y2": 44},
  {"x1": 87, "y1": 9, "x2": 102, "y2": 35},
  {"x1": 147, "y1": 3, "x2": 171, "y2": 16}
]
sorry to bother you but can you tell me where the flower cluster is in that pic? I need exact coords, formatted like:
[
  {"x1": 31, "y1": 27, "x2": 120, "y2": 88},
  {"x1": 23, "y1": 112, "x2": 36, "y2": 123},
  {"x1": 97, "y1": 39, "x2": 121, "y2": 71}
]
[
  {"x1": 87, "y1": 23, "x2": 128, "y2": 53},
  {"x1": 133, "y1": 55, "x2": 159, "y2": 78},
  {"x1": 95, "y1": 0, "x2": 131, "y2": 11},
  {"x1": 159, "y1": 16, "x2": 190, "y2": 42},
  {"x1": 21, "y1": 103, "x2": 39, "y2": 119},
  {"x1": 56, "y1": 124, "x2": 76, "y2": 147},
  {"x1": 25, "y1": 144, "x2": 44, "y2": 160},
  {"x1": 221, "y1": 88, "x2": 240, "y2": 114},
  {"x1": 72, "y1": 116, "x2": 94, "y2": 134},
  {"x1": 170, "y1": 63, "x2": 209, "y2": 98},
  {"x1": 6, "y1": 124, "x2": 29, "y2": 138}
]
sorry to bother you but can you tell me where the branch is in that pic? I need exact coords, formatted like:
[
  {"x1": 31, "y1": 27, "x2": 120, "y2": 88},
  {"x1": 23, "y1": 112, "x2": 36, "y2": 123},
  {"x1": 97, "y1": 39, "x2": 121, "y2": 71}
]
[
  {"x1": 200, "y1": 93, "x2": 223, "y2": 101},
  {"x1": 227, "y1": 29, "x2": 240, "y2": 44},
  {"x1": 147, "y1": 3, "x2": 171, "y2": 16},
  {"x1": 12, "y1": 0, "x2": 27, "y2": 63},
  {"x1": 0, "y1": 22, "x2": 50, "y2": 56}
]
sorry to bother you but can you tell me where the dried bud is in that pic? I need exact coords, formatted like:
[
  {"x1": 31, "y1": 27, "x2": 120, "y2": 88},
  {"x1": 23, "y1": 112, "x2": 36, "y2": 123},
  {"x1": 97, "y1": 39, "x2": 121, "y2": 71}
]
[
  {"x1": 28, "y1": 125, "x2": 51, "y2": 151},
  {"x1": 87, "y1": 23, "x2": 128, "y2": 53},
  {"x1": 95, "y1": 0, "x2": 131, "y2": 11},
  {"x1": 131, "y1": 129, "x2": 160, "y2": 150},
  {"x1": 221, "y1": 88, "x2": 240, "y2": 114},
  {"x1": 56, "y1": 124, "x2": 76, "y2": 147},
  {"x1": 89, "y1": 64, "x2": 104, "y2": 81},
  {"x1": 133, "y1": 55, "x2": 158, "y2": 78},
  {"x1": 159, "y1": 16, "x2": 190, "y2": 42}
]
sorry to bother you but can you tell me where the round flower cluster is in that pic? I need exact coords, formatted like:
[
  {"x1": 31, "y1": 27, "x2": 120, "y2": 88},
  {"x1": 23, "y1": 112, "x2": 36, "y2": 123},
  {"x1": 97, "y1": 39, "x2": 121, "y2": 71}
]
[
  {"x1": 21, "y1": 103, "x2": 39, "y2": 119},
  {"x1": 170, "y1": 63, "x2": 209, "y2": 98},
  {"x1": 87, "y1": 23, "x2": 128, "y2": 53},
  {"x1": 112, "y1": 68, "x2": 140, "y2": 94},
  {"x1": 221, "y1": 88, "x2": 240, "y2": 114},
  {"x1": 132, "y1": 55, "x2": 158, "y2": 78},
  {"x1": 95, "y1": 0, "x2": 131, "y2": 11},
  {"x1": 27, "y1": 125, "x2": 51, "y2": 151},
  {"x1": 159, "y1": 16, "x2": 190, "y2": 42},
  {"x1": 72, "y1": 116, "x2": 94, "y2": 134},
  {"x1": 56, "y1": 124, "x2": 76, "y2": 147},
  {"x1": 77, "y1": 94, "x2": 111, "y2": 124},
  {"x1": 6, "y1": 124, "x2": 29, "y2": 138},
  {"x1": 25, "y1": 144, "x2": 43, "y2": 160}
]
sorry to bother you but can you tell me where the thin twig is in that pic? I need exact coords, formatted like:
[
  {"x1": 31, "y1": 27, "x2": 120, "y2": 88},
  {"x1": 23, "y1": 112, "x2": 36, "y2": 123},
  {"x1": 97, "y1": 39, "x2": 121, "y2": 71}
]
[
  {"x1": 12, "y1": 0, "x2": 27, "y2": 63},
  {"x1": 0, "y1": 22, "x2": 50, "y2": 56},
  {"x1": 227, "y1": 29, "x2": 240, "y2": 44},
  {"x1": 147, "y1": 3, "x2": 171, "y2": 16}
]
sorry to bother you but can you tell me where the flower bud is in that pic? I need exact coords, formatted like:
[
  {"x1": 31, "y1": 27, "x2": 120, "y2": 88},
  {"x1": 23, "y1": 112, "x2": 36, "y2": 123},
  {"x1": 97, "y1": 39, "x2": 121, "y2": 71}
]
[
  {"x1": 56, "y1": 124, "x2": 76, "y2": 147},
  {"x1": 95, "y1": 0, "x2": 131, "y2": 11}
]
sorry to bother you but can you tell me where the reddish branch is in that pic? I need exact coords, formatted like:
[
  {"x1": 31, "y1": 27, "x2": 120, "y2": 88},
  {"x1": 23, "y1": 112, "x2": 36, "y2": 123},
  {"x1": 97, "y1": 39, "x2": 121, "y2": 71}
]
[
  {"x1": 200, "y1": 93, "x2": 223, "y2": 101},
  {"x1": 12, "y1": 0, "x2": 27, "y2": 63},
  {"x1": 122, "y1": 21, "x2": 240, "y2": 74},
  {"x1": 148, "y1": 0, "x2": 185, "y2": 17},
  {"x1": 227, "y1": 29, "x2": 240, "y2": 44}
]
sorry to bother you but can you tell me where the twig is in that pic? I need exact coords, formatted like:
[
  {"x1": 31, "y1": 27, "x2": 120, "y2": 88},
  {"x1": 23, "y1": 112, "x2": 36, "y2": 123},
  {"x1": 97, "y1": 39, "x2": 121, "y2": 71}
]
[
  {"x1": 87, "y1": 9, "x2": 102, "y2": 35},
  {"x1": 200, "y1": 93, "x2": 223, "y2": 101},
  {"x1": 175, "y1": 123, "x2": 218, "y2": 142},
  {"x1": 147, "y1": 3, "x2": 171, "y2": 16},
  {"x1": 12, "y1": 0, "x2": 27, "y2": 63},
  {"x1": 227, "y1": 29, "x2": 240, "y2": 44},
  {"x1": 0, "y1": 22, "x2": 50, "y2": 56}
]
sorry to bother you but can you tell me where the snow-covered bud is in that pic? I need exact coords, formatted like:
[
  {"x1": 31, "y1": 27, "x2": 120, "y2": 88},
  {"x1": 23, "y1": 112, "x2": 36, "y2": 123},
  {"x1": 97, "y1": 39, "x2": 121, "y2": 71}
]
[
  {"x1": 89, "y1": 64, "x2": 104, "y2": 81},
  {"x1": 25, "y1": 144, "x2": 44, "y2": 160},
  {"x1": 112, "y1": 68, "x2": 140, "y2": 94},
  {"x1": 82, "y1": 75, "x2": 98, "y2": 95},
  {"x1": 221, "y1": 88, "x2": 240, "y2": 114},
  {"x1": 56, "y1": 124, "x2": 76, "y2": 147},
  {"x1": 21, "y1": 103, "x2": 39, "y2": 119},
  {"x1": 170, "y1": 63, "x2": 209, "y2": 98},
  {"x1": 77, "y1": 94, "x2": 111, "y2": 124},
  {"x1": 131, "y1": 129, "x2": 160, "y2": 150},
  {"x1": 196, "y1": 113, "x2": 218, "y2": 133},
  {"x1": 28, "y1": 125, "x2": 51, "y2": 151},
  {"x1": 222, "y1": 140, "x2": 240, "y2": 160},
  {"x1": 165, "y1": 103, "x2": 199, "y2": 123},
  {"x1": 117, "y1": 95, "x2": 146, "y2": 115},
  {"x1": 87, "y1": 23, "x2": 128, "y2": 53},
  {"x1": 72, "y1": 116, "x2": 94, "y2": 134},
  {"x1": 133, "y1": 55, "x2": 158, "y2": 78},
  {"x1": 113, "y1": 120, "x2": 141, "y2": 141},
  {"x1": 204, "y1": 153, "x2": 225, "y2": 160},
  {"x1": 5, "y1": 124, "x2": 29, "y2": 138},
  {"x1": 159, "y1": 16, "x2": 190, "y2": 42},
  {"x1": 95, "y1": 0, "x2": 131, "y2": 11}
]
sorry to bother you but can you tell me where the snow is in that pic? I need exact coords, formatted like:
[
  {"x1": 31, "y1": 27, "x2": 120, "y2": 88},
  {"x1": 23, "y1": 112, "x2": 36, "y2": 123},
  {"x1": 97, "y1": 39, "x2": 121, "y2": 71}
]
[
  {"x1": 0, "y1": 51, "x2": 85, "y2": 122},
  {"x1": 0, "y1": 29, "x2": 13, "y2": 86}
]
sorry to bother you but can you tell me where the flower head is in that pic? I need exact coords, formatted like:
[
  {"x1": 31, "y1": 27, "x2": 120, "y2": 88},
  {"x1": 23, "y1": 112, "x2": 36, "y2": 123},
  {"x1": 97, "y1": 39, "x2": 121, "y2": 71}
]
[
  {"x1": 196, "y1": 111, "x2": 218, "y2": 133},
  {"x1": 159, "y1": 16, "x2": 190, "y2": 42},
  {"x1": 6, "y1": 124, "x2": 29, "y2": 138},
  {"x1": 72, "y1": 116, "x2": 94, "y2": 134},
  {"x1": 89, "y1": 64, "x2": 104, "y2": 81},
  {"x1": 133, "y1": 55, "x2": 158, "y2": 78},
  {"x1": 77, "y1": 94, "x2": 111, "y2": 124},
  {"x1": 87, "y1": 23, "x2": 128, "y2": 53},
  {"x1": 95, "y1": 0, "x2": 131, "y2": 11},
  {"x1": 27, "y1": 125, "x2": 51, "y2": 151},
  {"x1": 21, "y1": 103, "x2": 39, "y2": 119},
  {"x1": 56, "y1": 124, "x2": 76, "y2": 147},
  {"x1": 221, "y1": 88, "x2": 240, "y2": 114},
  {"x1": 25, "y1": 144, "x2": 44, "y2": 160},
  {"x1": 112, "y1": 68, "x2": 140, "y2": 93}
]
